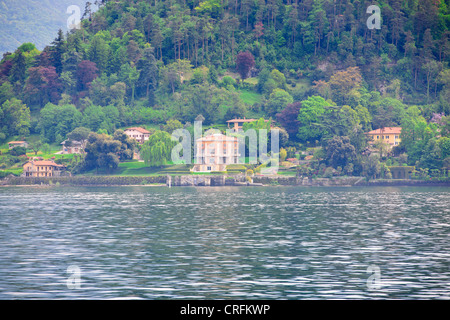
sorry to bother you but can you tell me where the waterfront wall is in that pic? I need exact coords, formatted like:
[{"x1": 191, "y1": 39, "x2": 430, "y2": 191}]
[
  {"x1": 0, "y1": 175, "x2": 167, "y2": 186},
  {"x1": 1, "y1": 174, "x2": 449, "y2": 187}
]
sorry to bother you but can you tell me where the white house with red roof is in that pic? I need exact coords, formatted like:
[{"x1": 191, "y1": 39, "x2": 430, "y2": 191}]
[{"x1": 124, "y1": 127, "x2": 151, "y2": 144}]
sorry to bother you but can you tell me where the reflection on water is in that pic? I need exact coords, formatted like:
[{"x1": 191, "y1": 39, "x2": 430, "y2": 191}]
[{"x1": 0, "y1": 186, "x2": 449, "y2": 299}]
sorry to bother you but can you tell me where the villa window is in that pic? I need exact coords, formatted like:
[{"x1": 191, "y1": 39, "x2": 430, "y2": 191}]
[
  {"x1": 386, "y1": 136, "x2": 389, "y2": 139},
  {"x1": 207, "y1": 166, "x2": 211, "y2": 171}
]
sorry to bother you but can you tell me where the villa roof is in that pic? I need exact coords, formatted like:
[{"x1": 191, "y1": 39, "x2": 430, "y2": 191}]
[
  {"x1": 365, "y1": 127, "x2": 402, "y2": 135},
  {"x1": 125, "y1": 127, "x2": 151, "y2": 134},
  {"x1": 196, "y1": 133, "x2": 238, "y2": 142},
  {"x1": 8, "y1": 141, "x2": 26, "y2": 144},
  {"x1": 226, "y1": 118, "x2": 269, "y2": 123},
  {"x1": 24, "y1": 160, "x2": 65, "y2": 167},
  {"x1": 61, "y1": 140, "x2": 83, "y2": 145}
]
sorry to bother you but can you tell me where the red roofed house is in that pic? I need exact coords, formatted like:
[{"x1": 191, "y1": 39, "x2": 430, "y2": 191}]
[
  {"x1": 124, "y1": 127, "x2": 151, "y2": 144},
  {"x1": 8, "y1": 141, "x2": 28, "y2": 149},
  {"x1": 226, "y1": 118, "x2": 269, "y2": 132},
  {"x1": 365, "y1": 127, "x2": 402, "y2": 149},
  {"x1": 22, "y1": 159, "x2": 66, "y2": 177}
]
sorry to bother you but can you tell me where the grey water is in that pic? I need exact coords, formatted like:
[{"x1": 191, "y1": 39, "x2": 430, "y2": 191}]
[{"x1": 0, "y1": 186, "x2": 449, "y2": 299}]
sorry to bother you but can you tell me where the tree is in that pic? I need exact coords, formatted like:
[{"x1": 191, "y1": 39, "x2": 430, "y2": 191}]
[
  {"x1": 0, "y1": 98, "x2": 31, "y2": 137},
  {"x1": 10, "y1": 146, "x2": 27, "y2": 156},
  {"x1": 163, "y1": 119, "x2": 183, "y2": 134},
  {"x1": 280, "y1": 148, "x2": 287, "y2": 162},
  {"x1": 265, "y1": 89, "x2": 293, "y2": 117},
  {"x1": 324, "y1": 136, "x2": 357, "y2": 170},
  {"x1": 362, "y1": 154, "x2": 381, "y2": 181},
  {"x1": 24, "y1": 66, "x2": 62, "y2": 106},
  {"x1": 83, "y1": 132, "x2": 122, "y2": 173},
  {"x1": 113, "y1": 129, "x2": 136, "y2": 161},
  {"x1": 119, "y1": 63, "x2": 140, "y2": 103},
  {"x1": 0, "y1": 82, "x2": 13, "y2": 106},
  {"x1": 29, "y1": 140, "x2": 42, "y2": 155},
  {"x1": 277, "y1": 102, "x2": 301, "y2": 136},
  {"x1": 136, "y1": 48, "x2": 158, "y2": 102},
  {"x1": 38, "y1": 103, "x2": 82, "y2": 143},
  {"x1": 50, "y1": 29, "x2": 66, "y2": 74},
  {"x1": 77, "y1": 60, "x2": 98, "y2": 91},
  {"x1": 141, "y1": 130, "x2": 176, "y2": 167},
  {"x1": 87, "y1": 35, "x2": 111, "y2": 74},
  {"x1": 9, "y1": 52, "x2": 26, "y2": 84},
  {"x1": 373, "y1": 139, "x2": 391, "y2": 159},
  {"x1": 67, "y1": 127, "x2": 91, "y2": 153},
  {"x1": 236, "y1": 51, "x2": 255, "y2": 80},
  {"x1": 297, "y1": 96, "x2": 332, "y2": 144},
  {"x1": 181, "y1": 84, "x2": 228, "y2": 124},
  {"x1": 328, "y1": 67, "x2": 363, "y2": 105},
  {"x1": 400, "y1": 106, "x2": 439, "y2": 165}
]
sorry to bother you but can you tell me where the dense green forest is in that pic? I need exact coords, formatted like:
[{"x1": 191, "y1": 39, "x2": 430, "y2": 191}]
[{"x1": 1, "y1": 0, "x2": 450, "y2": 179}]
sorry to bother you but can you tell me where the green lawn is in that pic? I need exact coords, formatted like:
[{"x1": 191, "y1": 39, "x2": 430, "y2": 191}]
[
  {"x1": 81, "y1": 161, "x2": 193, "y2": 176},
  {"x1": 239, "y1": 89, "x2": 261, "y2": 105}
]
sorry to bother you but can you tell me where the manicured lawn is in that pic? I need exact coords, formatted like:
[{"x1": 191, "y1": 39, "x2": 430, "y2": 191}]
[{"x1": 81, "y1": 162, "x2": 193, "y2": 176}]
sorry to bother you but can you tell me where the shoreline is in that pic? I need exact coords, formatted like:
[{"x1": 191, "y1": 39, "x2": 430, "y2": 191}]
[{"x1": 1, "y1": 175, "x2": 449, "y2": 188}]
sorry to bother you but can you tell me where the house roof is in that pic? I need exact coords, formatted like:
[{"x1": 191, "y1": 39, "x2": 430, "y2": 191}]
[
  {"x1": 226, "y1": 118, "x2": 269, "y2": 123},
  {"x1": 24, "y1": 160, "x2": 65, "y2": 167},
  {"x1": 365, "y1": 127, "x2": 402, "y2": 135},
  {"x1": 196, "y1": 133, "x2": 238, "y2": 142},
  {"x1": 61, "y1": 140, "x2": 83, "y2": 145},
  {"x1": 125, "y1": 127, "x2": 151, "y2": 134},
  {"x1": 8, "y1": 141, "x2": 26, "y2": 144}
]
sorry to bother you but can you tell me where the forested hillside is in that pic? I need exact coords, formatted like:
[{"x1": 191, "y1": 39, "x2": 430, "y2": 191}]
[
  {"x1": 1, "y1": 0, "x2": 450, "y2": 177},
  {"x1": 0, "y1": 0, "x2": 93, "y2": 54}
]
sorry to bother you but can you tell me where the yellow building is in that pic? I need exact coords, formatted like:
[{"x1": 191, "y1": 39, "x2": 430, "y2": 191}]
[
  {"x1": 192, "y1": 133, "x2": 240, "y2": 172},
  {"x1": 22, "y1": 160, "x2": 66, "y2": 177},
  {"x1": 365, "y1": 127, "x2": 402, "y2": 148}
]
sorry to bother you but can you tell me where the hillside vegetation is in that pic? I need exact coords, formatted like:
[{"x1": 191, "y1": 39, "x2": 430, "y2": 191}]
[{"x1": 0, "y1": 0, "x2": 450, "y2": 179}]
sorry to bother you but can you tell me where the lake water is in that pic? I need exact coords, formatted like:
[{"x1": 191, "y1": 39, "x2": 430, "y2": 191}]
[{"x1": 0, "y1": 186, "x2": 449, "y2": 299}]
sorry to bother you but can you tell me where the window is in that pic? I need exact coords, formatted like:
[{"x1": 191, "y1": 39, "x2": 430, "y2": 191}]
[
  {"x1": 207, "y1": 166, "x2": 211, "y2": 171},
  {"x1": 395, "y1": 142, "x2": 398, "y2": 145},
  {"x1": 376, "y1": 136, "x2": 379, "y2": 139},
  {"x1": 395, "y1": 135, "x2": 399, "y2": 139},
  {"x1": 386, "y1": 136, "x2": 389, "y2": 139}
]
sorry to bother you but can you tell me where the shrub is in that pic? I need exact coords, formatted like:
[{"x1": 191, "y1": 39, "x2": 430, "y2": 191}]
[
  {"x1": 324, "y1": 167, "x2": 334, "y2": 178},
  {"x1": 221, "y1": 76, "x2": 236, "y2": 87},
  {"x1": 10, "y1": 146, "x2": 27, "y2": 156}
]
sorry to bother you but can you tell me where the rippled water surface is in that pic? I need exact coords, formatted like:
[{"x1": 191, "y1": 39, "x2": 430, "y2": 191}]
[{"x1": 0, "y1": 186, "x2": 449, "y2": 299}]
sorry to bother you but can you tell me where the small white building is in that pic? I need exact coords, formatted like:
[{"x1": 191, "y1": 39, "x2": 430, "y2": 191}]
[
  {"x1": 124, "y1": 127, "x2": 151, "y2": 144},
  {"x1": 61, "y1": 140, "x2": 83, "y2": 154},
  {"x1": 192, "y1": 133, "x2": 240, "y2": 172}
]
